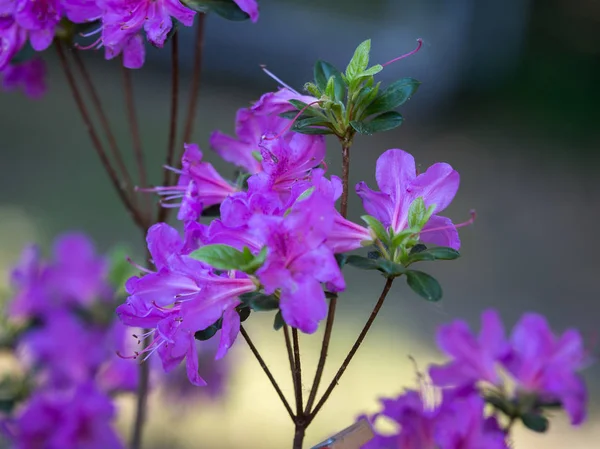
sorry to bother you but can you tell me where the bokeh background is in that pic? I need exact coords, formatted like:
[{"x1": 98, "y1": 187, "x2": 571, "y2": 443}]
[{"x1": 1, "y1": 0, "x2": 600, "y2": 447}]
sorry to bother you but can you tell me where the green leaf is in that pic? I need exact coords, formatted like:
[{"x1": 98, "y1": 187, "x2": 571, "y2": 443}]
[
  {"x1": 408, "y1": 247, "x2": 460, "y2": 264},
  {"x1": 521, "y1": 413, "x2": 549, "y2": 433},
  {"x1": 237, "y1": 305, "x2": 251, "y2": 322},
  {"x1": 273, "y1": 311, "x2": 285, "y2": 331},
  {"x1": 10, "y1": 42, "x2": 36, "y2": 64},
  {"x1": 405, "y1": 270, "x2": 442, "y2": 301},
  {"x1": 238, "y1": 246, "x2": 267, "y2": 274},
  {"x1": 485, "y1": 394, "x2": 515, "y2": 416},
  {"x1": 314, "y1": 61, "x2": 345, "y2": 102},
  {"x1": 182, "y1": 0, "x2": 250, "y2": 20},
  {"x1": 335, "y1": 253, "x2": 348, "y2": 268},
  {"x1": 190, "y1": 244, "x2": 251, "y2": 271},
  {"x1": 292, "y1": 117, "x2": 332, "y2": 130},
  {"x1": 367, "y1": 250, "x2": 381, "y2": 260},
  {"x1": 345, "y1": 256, "x2": 406, "y2": 277},
  {"x1": 360, "y1": 215, "x2": 385, "y2": 242},
  {"x1": 408, "y1": 197, "x2": 426, "y2": 229},
  {"x1": 292, "y1": 126, "x2": 334, "y2": 135},
  {"x1": 391, "y1": 229, "x2": 416, "y2": 247},
  {"x1": 358, "y1": 64, "x2": 383, "y2": 78},
  {"x1": 350, "y1": 111, "x2": 403, "y2": 135},
  {"x1": 345, "y1": 39, "x2": 371, "y2": 81},
  {"x1": 304, "y1": 82, "x2": 321, "y2": 97},
  {"x1": 363, "y1": 78, "x2": 421, "y2": 117}
]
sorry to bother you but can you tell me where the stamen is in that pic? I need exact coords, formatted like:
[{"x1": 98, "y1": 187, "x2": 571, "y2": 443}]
[
  {"x1": 421, "y1": 210, "x2": 476, "y2": 234},
  {"x1": 126, "y1": 256, "x2": 152, "y2": 274},
  {"x1": 163, "y1": 165, "x2": 183, "y2": 175},
  {"x1": 262, "y1": 100, "x2": 323, "y2": 141},
  {"x1": 74, "y1": 37, "x2": 103, "y2": 51},
  {"x1": 79, "y1": 27, "x2": 102, "y2": 38},
  {"x1": 260, "y1": 65, "x2": 299, "y2": 94},
  {"x1": 381, "y1": 38, "x2": 423, "y2": 68}
]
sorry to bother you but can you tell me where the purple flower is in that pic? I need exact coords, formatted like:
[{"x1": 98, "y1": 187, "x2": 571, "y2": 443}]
[
  {"x1": 249, "y1": 132, "x2": 326, "y2": 200},
  {"x1": 117, "y1": 223, "x2": 257, "y2": 384},
  {"x1": 429, "y1": 309, "x2": 510, "y2": 387},
  {"x1": 504, "y1": 313, "x2": 588, "y2": 425},
  {"x1": 233, "y1": 0, "x2": 259, "y2": 22},
  {"x1": 61, "y1": 0, "x2": 102, "y2": 23},
  {"x1": 356, "y1": 149, "x2": 460, "y2": 249},
  {"x1": 251, "y1": 192, "x2": 345, "y2": 333},
  {"x1": 13, "y1": 0, "x2": 61, "y2": 51},
  {"x1": 9, "y1": 244, "x2": 49, "y2": 319},
  {"x1": 146, "y1": 143, "x2": 238, "y2": 222},
  {"x1": 363, "y1": 387, "x2": 508, "y2": 449},
  {"x1": 8, "y1": 383, "x2": 124, "y2": 449},
  {"x1": 429, "y1": 309, "x2": 589, "y2": 426},
  {"x1": 20, "y1": 311, "x2": 107, "y2": 388},
  {"x1": 363, "y1": 390, "x2": 437, "y2": 449},
  {"x1": 210, "y1": 88, "x2": 319, "y2": 174},
  {"x1": 0, "y1": 19, "x2": 27, "y2": 70},
  {"x1": 1, "y1": 58, "x2": 46, "y2": 98},
  {"x1": 96, "y1": 320, "x2": 139, "y2": 393}
]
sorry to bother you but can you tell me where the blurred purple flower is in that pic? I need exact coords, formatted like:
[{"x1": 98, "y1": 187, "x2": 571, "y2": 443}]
[
  {"x1": 1, "y1": 58, "x2": 46, "y2": 98},
  {"x1": 8, "y1": 383, "x2": 124, "y2": 449}
]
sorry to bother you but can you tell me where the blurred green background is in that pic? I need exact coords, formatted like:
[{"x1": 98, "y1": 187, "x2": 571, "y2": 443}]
[{"x1": 1, "y1": 0, "x2": 599, "y2": 447}]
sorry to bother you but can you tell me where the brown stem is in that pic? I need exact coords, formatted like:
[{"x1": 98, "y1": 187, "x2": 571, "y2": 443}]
[
  {"x1": 71, "y1": 50, "x2": 134, "y2": 198},
  {"x1": 292, "y1": 328, "x2": 303, "y2": 416},
  {"x1": 308, "y1": 278, "x2": 394, "y2": 423},
  {"x1": 293, "y1": 423, "x2": 306, "y2": 449},
  {"x1": 304, "y1": 143, "x2": 351, "y2": 415},
  {"x1": 158, "y1": 32, "x2": 180, "y2": 223},
  {"x1": 240, "y1": 325, "x2": 295, "y2": 420},
  {"x1": 55, "y1": 42, "x2": 147, "y2": 231},
  {"x1": 130, "y1": 354, "x2": 150, "y2": 449},
  {"x1": 181, "y1": 14, "x2": 206, "y2": 146},
  {"x1": 121, "y1": 65, "x2": 150, "y2": 217},
  {"x1": 340, "y1": 144, "x2": 351, "y2": 218},
  {"x1": 304, "y1": 296, "x2": 336, "y2": 414},
  {"x1": 283, "y1": 325, "x2": 296, "y2": 387}
]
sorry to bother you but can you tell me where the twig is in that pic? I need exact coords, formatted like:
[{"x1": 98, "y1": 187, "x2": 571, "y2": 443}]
[
  {"x1": 121, "y1": 65, "x2": 150, "y2": 217},
  {"x1": 54, "y1": 42, "x2": 146, "y2": 231},
  {"x1": 240, "y1": 325, "x2": 295, "y2": 420},
  {"x1": 71, "y1": 50, "x2": 134, "y2": 197},
  {"x1": 308, "y1": 278, "x2": 394, "y2": 422},
  {"x1": 157, "y1": 32, "x2": 180, "y2": 223},
  {"x1": 292, "y1": 328, "x2": 303, "y2": 417},
  {"x1": 181, "y1": 14, "x2": 207, "y2": 146}
]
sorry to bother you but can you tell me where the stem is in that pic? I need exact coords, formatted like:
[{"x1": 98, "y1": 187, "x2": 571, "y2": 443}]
[
  {"x1": 54, "y1": 42, "x2": 147, "y2": 231},
  {"x1": 292, "y1": 328, "x2": 303, "y2": 416},
  {"x1": 121, "y1": 65, "x2": 150, "y2": 217},
  {"x1": 340, "y1": 144, "x2": 351, "y2": 218},
  {"x1": 240, "y1": 325, "x2": 295, "y2": 420},
  {"x1": 181, "y1": 14, "x2": 206, "y2": 145},
  {"x1": 158, "y1": 32, "x2": 180, "y2": 223},
  {"x1": 293, "y1": 424, "x2": 306, "y2": 449},
  {"x1": 283, "y1": 325, "x2": 297, "y2": 391},
  {"x1": 71, "y1": 50, "x2": 134, "y2": 197},
  {"x1": 304, "y1": 297, "x2": 336, "y2": 414},
  {"x1": 304, "y1": 143, "x2": 350, "y2": 415},
  {"x1": 130, "y1": 353, "x2": 150, "y2": 449},
  {"x1": 308, "y1": 278, "x2": 394, "y2": 423}
]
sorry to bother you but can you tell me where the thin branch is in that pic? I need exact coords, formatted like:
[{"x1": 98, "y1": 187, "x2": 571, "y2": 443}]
[
  {"x1": 240, "y1": 325, "x2": 295, "y2": 420},
  {"x1": 55, "y1": 42, "x2": 147, "y2": 231},
  {"x1": 130, "y1": 346, "x2": 151, "y2": 449},
  {"x1": 121, "y1": 65, "x2": 150, "y2": 217},
  {"x1": 283, "y1": 324, "x2": 297, "y2": 392},
  {"x1": 71, "y1": 50, "x2": 134, "y2": 196},
  {"x1": 340, "y1": 144, "x2": 351, "y2": 218},
  {"x1": 181, "y1": 14, "x2": 207, "y2": 146},
  {"x1": 304, "y1": 296, "x2": 336, "y2": 414},
  {"x1": 308, "y1": 278, "x2": 394, "y2": 423},
  {"x1": 157, "y1": 32, "x2": 180, "y2": 223},
  {"x1": 292, "y1": 328, "x2": 303, "y2": 417}
]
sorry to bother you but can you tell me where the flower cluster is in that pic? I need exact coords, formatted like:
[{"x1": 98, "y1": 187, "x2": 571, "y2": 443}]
[
  {"x1": 3, "y1": 233, "x2": 137, "y2": 448},
  {"x1": 361, "y1": 310, "x2": 589, "y2": 448},
  {"x1": 119, "y1": 83, "x2": 467, "y2": 387},
  {"x1": 0, "y1": 0, "x2": 259, "y2": 96}
]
